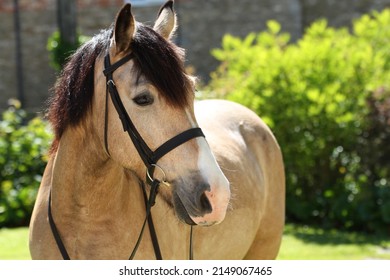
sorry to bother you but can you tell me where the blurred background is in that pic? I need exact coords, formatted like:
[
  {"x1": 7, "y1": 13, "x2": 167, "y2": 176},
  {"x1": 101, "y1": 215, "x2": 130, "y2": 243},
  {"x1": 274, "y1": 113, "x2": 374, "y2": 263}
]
[
  {"x1": 0, "y1": 0, "x2": 389, "y2": 259},
  {"x1": 2, "y1": 0, "x2": 389, "y2": 110}
]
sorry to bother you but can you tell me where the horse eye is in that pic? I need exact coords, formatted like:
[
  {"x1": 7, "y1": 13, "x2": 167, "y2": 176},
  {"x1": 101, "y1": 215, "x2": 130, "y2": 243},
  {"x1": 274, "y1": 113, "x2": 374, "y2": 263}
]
[{"x1": 133, "y1": 93, "x2": 154, "y2": 106}]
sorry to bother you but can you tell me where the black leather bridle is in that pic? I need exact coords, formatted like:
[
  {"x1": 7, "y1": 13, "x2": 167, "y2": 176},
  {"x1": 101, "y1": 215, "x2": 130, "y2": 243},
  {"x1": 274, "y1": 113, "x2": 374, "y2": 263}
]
[
  {"x1": 48, "y1": 51, "x2": 205, "y2": 260},
  {"x1": 102, "y1": 52, "x2": 204, "y2": 171}
]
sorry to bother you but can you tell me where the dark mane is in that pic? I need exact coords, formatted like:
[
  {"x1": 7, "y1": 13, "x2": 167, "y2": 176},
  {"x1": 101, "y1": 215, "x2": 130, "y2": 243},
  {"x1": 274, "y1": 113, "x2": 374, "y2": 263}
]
[
  {"x1": 132, "y1": 24, "x2": 192, "y2": 108},
  {"x1": 47, "y1": 28, "x2": 111, "y2": 153},
  {"x1": 47, "y1": 22, "x2": 193, "y2": 153}
]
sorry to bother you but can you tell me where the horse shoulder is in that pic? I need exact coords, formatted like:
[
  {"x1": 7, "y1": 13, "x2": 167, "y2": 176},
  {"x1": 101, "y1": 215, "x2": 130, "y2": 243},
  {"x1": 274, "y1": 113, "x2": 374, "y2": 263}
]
[
  {"x1": 29, "y1": 154, "x2": 59, "y2": 259},
  {"x1": 195, "y1": 99, "x2": 281, "y2": 171},
  {"x1": 195, "y1": 99, "x2": 285, "y2": 259}
]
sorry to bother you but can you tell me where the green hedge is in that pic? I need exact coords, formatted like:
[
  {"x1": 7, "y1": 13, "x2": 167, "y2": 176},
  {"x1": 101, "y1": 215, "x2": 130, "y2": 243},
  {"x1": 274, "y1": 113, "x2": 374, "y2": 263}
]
[
  {"x1": 0, "y1": 101, "x2": 52, "y2": 227},
  {"x1": 206, "y1": 10, "x2": 390, "y2": 233},
  {"x1": 47, "y1": 30, "x2": 90, "y2": 71},
  {"x1": 0, "y1": 29, "x2": 88, "y2": 227},
  {"x1": 1, "y1": 11, "x2": 389, "y2": 232}
]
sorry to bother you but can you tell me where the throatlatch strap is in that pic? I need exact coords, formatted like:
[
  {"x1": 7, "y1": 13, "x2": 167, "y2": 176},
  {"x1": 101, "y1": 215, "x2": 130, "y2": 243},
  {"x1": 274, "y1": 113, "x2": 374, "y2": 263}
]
[{"x1": 104, "y1": 86, "x2": 111, "y2": 157}]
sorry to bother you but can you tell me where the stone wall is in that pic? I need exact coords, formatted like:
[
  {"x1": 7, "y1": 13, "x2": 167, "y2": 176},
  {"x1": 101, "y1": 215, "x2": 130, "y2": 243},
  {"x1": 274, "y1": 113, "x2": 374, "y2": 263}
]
[
  {"x1": 1, "y1": 0, "x2": 389, "y2": 110},
  {"x1": 176, "y1": 0, "x2": 302, "y2": 84}
]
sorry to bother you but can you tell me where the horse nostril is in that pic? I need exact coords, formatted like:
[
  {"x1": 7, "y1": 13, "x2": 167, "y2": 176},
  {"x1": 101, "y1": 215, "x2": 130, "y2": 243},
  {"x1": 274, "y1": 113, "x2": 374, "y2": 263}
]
[{"x1": 199, "y1": 192, "x2": 212, "y2": 213}]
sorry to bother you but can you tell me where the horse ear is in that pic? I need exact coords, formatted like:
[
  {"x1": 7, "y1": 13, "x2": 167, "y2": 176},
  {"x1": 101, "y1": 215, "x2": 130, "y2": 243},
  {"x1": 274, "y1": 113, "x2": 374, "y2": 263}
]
[
  {"x1": 153, "y1": 0, "x2": 177, "y2": 40},
  {"x1": 113, "y1": 4, "x2": 136, "y2": 54}
]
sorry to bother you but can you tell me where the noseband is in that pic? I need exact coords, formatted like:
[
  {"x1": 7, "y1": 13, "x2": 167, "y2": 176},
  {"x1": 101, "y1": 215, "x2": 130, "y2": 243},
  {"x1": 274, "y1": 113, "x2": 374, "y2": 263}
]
[{"x1": 48, "y1": 51, "x2": 204, "y2": 260}]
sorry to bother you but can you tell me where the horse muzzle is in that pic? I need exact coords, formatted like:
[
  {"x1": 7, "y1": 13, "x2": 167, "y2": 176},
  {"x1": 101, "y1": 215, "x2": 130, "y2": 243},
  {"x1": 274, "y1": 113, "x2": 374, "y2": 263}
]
[{"x1": 172, "y1": 178, "x2": 231, "y2": 226}]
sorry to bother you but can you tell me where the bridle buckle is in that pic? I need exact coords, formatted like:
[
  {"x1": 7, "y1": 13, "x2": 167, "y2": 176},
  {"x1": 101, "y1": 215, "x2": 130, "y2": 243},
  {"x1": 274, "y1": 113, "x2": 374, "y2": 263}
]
[{"x1": 107, "y1": 79, "x2": 115, "y2": 87}]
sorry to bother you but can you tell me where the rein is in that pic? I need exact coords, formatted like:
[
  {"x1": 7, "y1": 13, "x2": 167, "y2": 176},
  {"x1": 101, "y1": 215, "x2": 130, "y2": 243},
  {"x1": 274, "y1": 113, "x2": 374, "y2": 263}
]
[{"x1": 48, "y1": 51, "x2": 204, "y2": 260}]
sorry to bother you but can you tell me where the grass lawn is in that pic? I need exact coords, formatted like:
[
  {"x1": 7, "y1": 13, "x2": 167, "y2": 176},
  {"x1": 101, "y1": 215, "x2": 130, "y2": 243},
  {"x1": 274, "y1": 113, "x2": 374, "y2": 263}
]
[
  {"x1": 0, "y1": 227, "x2": 30, "y2": 260},
  {"x1": 0, "y1": 224, "x2": 389, "y2": 260},
  {"x1": 278, "y1": 224, "x2": 390, "y2": 260}
]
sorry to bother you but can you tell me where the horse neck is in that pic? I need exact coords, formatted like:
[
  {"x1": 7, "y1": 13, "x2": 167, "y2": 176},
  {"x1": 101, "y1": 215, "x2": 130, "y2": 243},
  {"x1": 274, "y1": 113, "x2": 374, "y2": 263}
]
[{"x1": 51, "y1": 125, "x2": 143, "y2": 221}]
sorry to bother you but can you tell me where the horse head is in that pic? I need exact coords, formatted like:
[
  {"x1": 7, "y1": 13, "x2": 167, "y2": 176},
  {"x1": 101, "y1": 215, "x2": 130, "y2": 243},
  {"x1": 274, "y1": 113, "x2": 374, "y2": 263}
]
[{"x1": 92, "y1": 1, "x2": 230, "y2": 226}]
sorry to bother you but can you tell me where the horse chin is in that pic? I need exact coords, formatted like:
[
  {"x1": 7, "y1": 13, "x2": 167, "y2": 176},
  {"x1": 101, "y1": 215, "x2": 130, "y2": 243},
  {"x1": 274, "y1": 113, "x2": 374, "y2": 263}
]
[
  {"x1": 172, "y1": 192, "x2": 225, "y2": 226},
  {"x1": 190, "y1": 213, "x2": 225, "y2": 227},
  {"x1": 173, "y1": 193, "x2": 196, "y2": 225}
]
